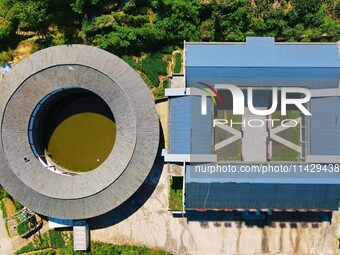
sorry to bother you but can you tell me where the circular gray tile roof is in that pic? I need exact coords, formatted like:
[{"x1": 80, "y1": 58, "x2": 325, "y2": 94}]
[{"x1": 0, "y1": 45, "x2": 159, "y2": 219}]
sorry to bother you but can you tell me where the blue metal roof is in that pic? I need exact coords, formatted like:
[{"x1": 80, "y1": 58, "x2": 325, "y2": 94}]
[
  {"x1": 185, "y1": 37, "x2": 340, "y2": 89},
  {"x1": 186, "y1": 67, "x2": 340, "y2": 88},
  {"x1": 169, "y1": 96, "x2": 191, "y2": 154},
  {"x1": 186, "y1": 37, "x2": 340, "y2": 68},
  {"x1": 311, "y1": 97, "x2": 340, "y2": 155},
  {"x1": 185, "y1": 182, "x2": 340, "y2": 210},
  {"x1": 168, "y1": 96, "x2": 213, "y2": 154},
  {"x1": 186, "y1": 164, "x2": 340, "y2": 184},
  {"x1": 177, "y1": 38, "x2": 340, "y2": 210}
]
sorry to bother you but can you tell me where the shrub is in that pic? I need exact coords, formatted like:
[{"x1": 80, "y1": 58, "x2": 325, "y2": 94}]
[
  {"x1": 17, "y1": 219, "x2": 30, "y2": 236},
  {"x1": 335, "y1": 1, "x2": 340, "y2": 18},
  {"x1": 301, "y1": 37, "x2": 311, "y2": 42},
  {"x1": 140, "y1": 72, "x2": 153, "y2": 88},
  {"x1": 173, "y1": 52, "x2": 182, "y2": 73},
  {"x1": 0, "y1": 199, "x2": 6, "y2": 218},
  {"x1": 122, "y1": 55, "x2": 138, "y2": 69},
  {"x1": 14, "y1": 200, "x2": 23, "y2": 211},
  {"x1": 0, "y1": 186, "x2": 9, "y2": 200},
  {"x1": 155, "y1": 87, "x2": 165, "y2": 99},
  {"x1": 0, "y1": 51, "x2": 12, "y2": 65},
  {"x1": 161, "y1": 45, "x2": 175, "y2": 54},
  {"x1": 49, "y1": 230, "x2": 65, "y2": 248}
]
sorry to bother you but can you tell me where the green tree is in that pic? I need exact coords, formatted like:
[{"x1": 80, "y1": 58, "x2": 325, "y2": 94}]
[
  {"x1": 15, "y1": 0, "x2": 49, "y2": 32},
  {"x1": 70, "y1": 0, "x2": 101, "y2": 15},
  {"x1": 152, "y1": 0, "x2": 201, "y2": 43},
  {"x1": 0, "y1": 186, "x2": 8, "y2": 200},
  {"x1": 0, "y1": 0, "x2": 17, "y2": 40},
  {"x1": 335, "y1": 0, "x2": 340, "y2": 18},
  {"x1": 212, "y1": 0, "x2": 250, "y2": 41},
  {"x1": 292, "y1": 0, "x2": 322, "y2": 16}
]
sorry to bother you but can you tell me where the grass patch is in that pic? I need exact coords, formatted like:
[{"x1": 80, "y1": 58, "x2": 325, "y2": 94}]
[
  {"x1": 214, "y1": 110, "x2": 242, "y2": 161},
  {"x1": 169, "y1": 176, "x2": 183, "y2": 211},
  {"x1": 215, "y1": 109, "x2": 242, "y2": 131},
  {"x1": 140, "y1": 53, "x2": 167, "y2": 88},
  {"x1": 215, "y1": 140, "x2": 241, "y2": 161},
  {"x1": 270, "y1": 110, "x2": 301, "y2": 161},
  {"x1": 140, "y1": 71, "x2": 154, "y2": 88},
  {"x1": 276, "y1": 124, "x2": 300, "y2": 145},
  {"x1": 4, "y1": 197, "x2": 16, "y2": 218},
  {"x1": 270, "y1": 140, "x2": 300, "y2": 162},
  {"x1": 122, "y1": 55, "x2": 139, "y2": 69},
  {"x1": 271, "y1": 110, "x2": 300, "y2": 128}
]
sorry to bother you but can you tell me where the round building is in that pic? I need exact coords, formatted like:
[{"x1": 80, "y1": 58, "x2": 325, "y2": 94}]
[{"x1": 0, "y1": 45, "x2": 159, "y2": 219}]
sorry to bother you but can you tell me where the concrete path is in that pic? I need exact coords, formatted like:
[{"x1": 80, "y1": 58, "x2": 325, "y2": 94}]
[
  {"x1": 242, "y1": 108, "x2": 267, "y2": 162},
  {"x1": 0, "y1": 209, "x2": 13, "y2": 255}
]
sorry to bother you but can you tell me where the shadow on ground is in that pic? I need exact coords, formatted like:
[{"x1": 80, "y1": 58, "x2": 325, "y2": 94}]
[
  {"x1": 184, "y1": 211, "x2": 333, "y2": 229},
  {"x1": 88, "y1": 120, "x2": 165, "y2": 230}
]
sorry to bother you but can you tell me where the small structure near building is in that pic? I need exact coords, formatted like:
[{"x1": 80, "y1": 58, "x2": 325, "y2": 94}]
[
  {"x1": 73, "y1": 220, "x2": 90, "y2": 251},
  {"x1": 0, "y1": 62, "x2": 13, "y2": 77}
]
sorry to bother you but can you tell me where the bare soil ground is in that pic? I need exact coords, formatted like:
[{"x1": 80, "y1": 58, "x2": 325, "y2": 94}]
[
  {"x1": 91, "y1": 164, "x2": 340, "y2": 255},
  {"x1": 12, "y1": 37, "x2": 38, "y2": 65},
  {"x1": 156, "y1": 101, "x2": 168, "y2": 148},
  {"x1": 0, "y1": 207, "x2": 13, "y2": 255}
]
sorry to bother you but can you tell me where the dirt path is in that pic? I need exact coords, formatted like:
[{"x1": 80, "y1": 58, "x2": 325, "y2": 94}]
[
  {"x1": 12, "y1": 36, "x2": 38, "y2": 65},
  {"x1": 0, "y1": 209, "x2": 13, "y2": 255}
]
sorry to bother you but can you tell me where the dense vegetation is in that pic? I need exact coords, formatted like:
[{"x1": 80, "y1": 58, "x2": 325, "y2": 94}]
[
  {"x1": 16, "y1": 230, "x2": 172, "y2": 255},
  {"x1": 1, "y1": 0, "x2": 338, "y2": 48},
  {"x1": 173, "y1": 52, "x2": 182, "y2": 74},
  {"x1": 0, "y1": 185, "x2": 9, "y2": 200},
  {"x1": 0, "y1": 0, "x2": 338, "y2": 96},
  {"x1": 16, "y1": 230, "x2": 67, "y2": 254}
]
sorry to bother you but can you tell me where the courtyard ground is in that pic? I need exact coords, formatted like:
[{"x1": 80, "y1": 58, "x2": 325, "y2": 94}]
[
  {"x1": 90, "y1": 161, "x2": 339, "y2": 255},
  {"x1": 90, "y1": 100, "x2": 340, "y2": 255}
]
